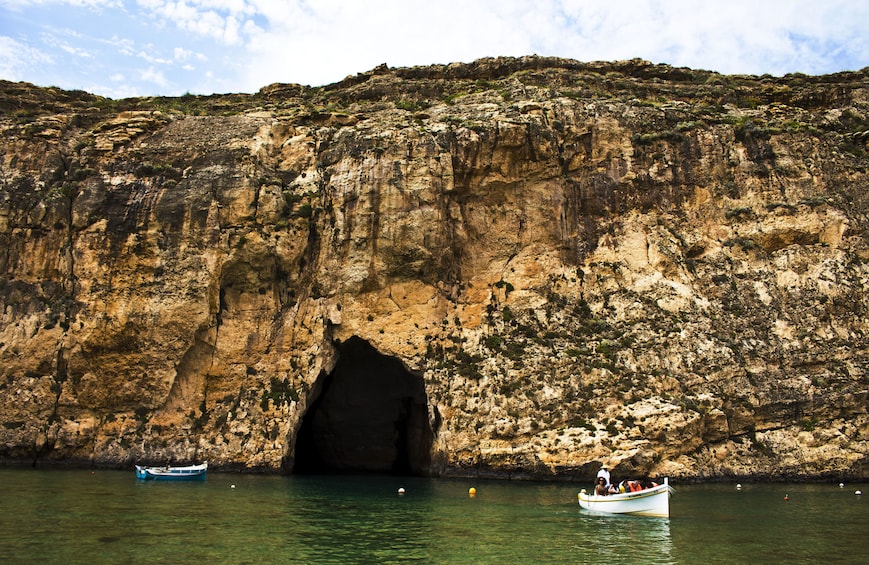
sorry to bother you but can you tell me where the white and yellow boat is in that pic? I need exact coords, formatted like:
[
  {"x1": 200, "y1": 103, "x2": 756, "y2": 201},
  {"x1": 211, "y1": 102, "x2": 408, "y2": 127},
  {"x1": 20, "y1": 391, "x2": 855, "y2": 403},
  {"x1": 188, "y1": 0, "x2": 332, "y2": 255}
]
[{"x1": 578, "y1": 478, "x2": 674, "y2": 517}]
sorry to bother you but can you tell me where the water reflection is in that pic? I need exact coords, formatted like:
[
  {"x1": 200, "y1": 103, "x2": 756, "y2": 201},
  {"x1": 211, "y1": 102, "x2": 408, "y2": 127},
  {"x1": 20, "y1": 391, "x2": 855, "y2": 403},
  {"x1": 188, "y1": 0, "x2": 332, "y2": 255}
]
[
  {"x1": 280, "y1": 476, "x2": 436, "y2": 563},
  {"x1": 270, "y1": 475, "x2": 677, "y2": 564},
  {"x1": 574, "y1": 513, "x2": 673, "y2": 564}
]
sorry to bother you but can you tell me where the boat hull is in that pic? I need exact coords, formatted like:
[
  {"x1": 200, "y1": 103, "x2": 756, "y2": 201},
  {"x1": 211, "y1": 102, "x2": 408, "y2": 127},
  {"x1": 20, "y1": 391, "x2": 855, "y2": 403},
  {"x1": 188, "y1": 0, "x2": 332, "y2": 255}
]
[
  {"x1": 135, "y1": 462, "x2": 208, "y2": 481},
  {"x1": 578, "y1": 479, "x2": 673, "y2": 517}
]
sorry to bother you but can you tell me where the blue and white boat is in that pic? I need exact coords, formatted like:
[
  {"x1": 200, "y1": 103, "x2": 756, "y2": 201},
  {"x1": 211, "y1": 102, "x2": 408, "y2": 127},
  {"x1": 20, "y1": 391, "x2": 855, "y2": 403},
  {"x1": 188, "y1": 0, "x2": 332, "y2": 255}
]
[{"x1": 135, "y1": 461, "x2": 208, "y2": 481}]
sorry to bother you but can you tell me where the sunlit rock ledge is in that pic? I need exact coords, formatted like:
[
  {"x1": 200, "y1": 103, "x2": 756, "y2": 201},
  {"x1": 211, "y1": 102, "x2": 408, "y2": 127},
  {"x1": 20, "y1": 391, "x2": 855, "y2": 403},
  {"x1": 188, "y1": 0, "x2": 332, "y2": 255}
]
[{"x1": 1, "y1": 56, "x2": 867, "y2": 481}]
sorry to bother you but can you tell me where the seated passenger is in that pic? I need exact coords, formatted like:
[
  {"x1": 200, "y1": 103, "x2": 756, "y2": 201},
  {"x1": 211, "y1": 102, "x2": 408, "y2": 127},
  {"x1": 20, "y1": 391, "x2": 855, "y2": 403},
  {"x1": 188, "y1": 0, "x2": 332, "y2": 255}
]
[
  {"x1": 595, "y1": 476, "x2": 610, "y2": 496},
  {"x1": 638, "y1": 478, "x2": 659, "y2": 490}
]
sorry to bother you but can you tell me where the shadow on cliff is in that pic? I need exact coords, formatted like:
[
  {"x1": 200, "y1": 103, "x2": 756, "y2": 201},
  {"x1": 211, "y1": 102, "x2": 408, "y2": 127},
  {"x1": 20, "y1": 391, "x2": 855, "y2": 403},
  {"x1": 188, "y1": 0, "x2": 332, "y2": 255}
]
[{"x1": 291, "y1": 336, "x2": 434, "y2": 476}]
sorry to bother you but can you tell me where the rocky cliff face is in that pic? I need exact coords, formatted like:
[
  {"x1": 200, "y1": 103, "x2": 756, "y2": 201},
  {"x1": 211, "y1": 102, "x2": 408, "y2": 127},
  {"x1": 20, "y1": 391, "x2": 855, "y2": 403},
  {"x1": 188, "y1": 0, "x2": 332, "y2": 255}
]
[{"x1": 1, "y1": 57, "x2": 867, "y2": 480}]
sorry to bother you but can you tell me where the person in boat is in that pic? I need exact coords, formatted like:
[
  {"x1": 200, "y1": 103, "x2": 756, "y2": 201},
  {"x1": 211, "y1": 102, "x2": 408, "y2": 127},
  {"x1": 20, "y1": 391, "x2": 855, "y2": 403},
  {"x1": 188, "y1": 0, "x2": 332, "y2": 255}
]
[
  {"x1": 596, "y1": 465, "x2": 610, "y2": 482},
  {"x1": 595, "y1": 476, "x2": 610, "y2": 496},
  {"x1": 640, "y1": 478, "x2": 659, "y2": 490},
  {"x1": 596, "y1": 465, "x2": 612, "y2": 488},
  {"x1": 597, "y1": 465, "x2": 619, "y2": 493},
  {"x1": 615, "y1": 479, "x2": 644, "y2": 492},
  {"x1": 620, "y1": 478, "x2": 659, "y2": 492}
]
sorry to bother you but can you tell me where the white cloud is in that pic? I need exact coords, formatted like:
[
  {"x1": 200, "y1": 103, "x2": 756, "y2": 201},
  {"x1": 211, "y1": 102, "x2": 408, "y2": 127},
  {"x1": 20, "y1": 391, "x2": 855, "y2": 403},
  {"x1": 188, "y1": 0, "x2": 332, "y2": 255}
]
[
  {"x1": 38, "y1": 30, "x2": 98, "y2": 60},
  {"x1": 2, "y1": 0, "x2": 868, "y2": 97},
  {"x1": 217, "y1": 0, "x2": 867, "y2": 89},
  {"x1": 546, "y1": 0, "x2": 869, "y2": 75},
  {"x1": 136, "y1": 48, "x2": 172, "y2": 64},
  {"x1": 140, "y1": 65, "x2": 169, "y2": 87},
  {"x1": 0, "y1": 35, "x2": 53, "y2": 80},
  {"x1": 59, "y1": 42, "x2": 92, "y2": 57},
  {"x1": 109, "y1": 35, "x2": 136, "y2": 56},
  {"x1": 173, "y1": 47, "x2": 203, "y2": 70},
  {"x1": 135, "y1": 0, "x2": 260, "y2": 45},
  {"x1": 0, "y1": 0, "x2": 119, "y2": 8},
  {"x1": 235, "y1": 0, "x2": 543, "y2": 89}
]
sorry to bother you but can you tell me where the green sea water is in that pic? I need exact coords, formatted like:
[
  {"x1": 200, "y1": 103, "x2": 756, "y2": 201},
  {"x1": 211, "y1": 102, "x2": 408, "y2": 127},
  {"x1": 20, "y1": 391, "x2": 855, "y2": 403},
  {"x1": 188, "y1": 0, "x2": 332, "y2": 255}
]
[{"x1": 0, "y1": 469, "x2": 864, "y2": 564}]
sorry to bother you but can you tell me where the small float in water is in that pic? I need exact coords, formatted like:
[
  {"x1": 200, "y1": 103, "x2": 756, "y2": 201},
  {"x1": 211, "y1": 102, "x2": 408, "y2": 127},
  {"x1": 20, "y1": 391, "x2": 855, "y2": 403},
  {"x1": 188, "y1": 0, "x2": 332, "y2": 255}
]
[
  {"x1": 578, "y1": 477, "x2": 674, "y2": 518},
  {"x1": 135, "y1": 461, "x2": 208, "y2": 481}
]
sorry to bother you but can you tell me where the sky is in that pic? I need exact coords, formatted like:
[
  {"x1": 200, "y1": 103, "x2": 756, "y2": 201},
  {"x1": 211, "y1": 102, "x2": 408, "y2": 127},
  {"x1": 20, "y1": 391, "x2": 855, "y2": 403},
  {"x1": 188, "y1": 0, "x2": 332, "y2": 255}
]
[{"x1": 1, "y1": 0, "x2": 868, "y2": 99}]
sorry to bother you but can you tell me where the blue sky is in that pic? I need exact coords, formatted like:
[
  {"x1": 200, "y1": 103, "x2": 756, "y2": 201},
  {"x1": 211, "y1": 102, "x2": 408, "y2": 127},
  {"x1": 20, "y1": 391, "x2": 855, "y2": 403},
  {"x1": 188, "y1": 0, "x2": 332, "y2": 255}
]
[{"x1": 1, "y1": 0, "x2": 868, "y2": 99}]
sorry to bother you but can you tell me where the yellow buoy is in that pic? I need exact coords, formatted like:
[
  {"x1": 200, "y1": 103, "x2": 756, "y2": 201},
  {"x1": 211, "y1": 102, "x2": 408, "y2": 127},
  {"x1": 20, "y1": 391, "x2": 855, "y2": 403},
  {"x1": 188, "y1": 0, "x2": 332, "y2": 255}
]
[{"x1": 468, "y1": 487, "x2": 476, "y2": 498}]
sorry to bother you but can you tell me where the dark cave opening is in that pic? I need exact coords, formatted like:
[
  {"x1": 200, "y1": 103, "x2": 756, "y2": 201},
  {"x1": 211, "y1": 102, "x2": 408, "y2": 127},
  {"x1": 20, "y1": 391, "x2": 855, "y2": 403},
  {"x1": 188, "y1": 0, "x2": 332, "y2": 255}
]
[{"x1": 292, "y1": 336, "x2": 433, "y2": 476}]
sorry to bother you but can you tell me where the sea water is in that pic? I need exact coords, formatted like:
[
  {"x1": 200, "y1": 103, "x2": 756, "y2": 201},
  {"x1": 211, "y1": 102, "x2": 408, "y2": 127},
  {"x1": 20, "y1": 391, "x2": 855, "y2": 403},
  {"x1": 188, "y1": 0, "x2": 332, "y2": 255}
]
[{"x1": 0, "y1": 469, "x2": 864, "y2": 564}]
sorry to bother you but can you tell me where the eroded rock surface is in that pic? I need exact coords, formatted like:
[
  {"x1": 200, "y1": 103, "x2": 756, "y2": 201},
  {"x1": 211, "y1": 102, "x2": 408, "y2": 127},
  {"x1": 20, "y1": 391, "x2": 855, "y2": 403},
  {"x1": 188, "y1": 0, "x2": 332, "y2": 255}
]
[{"x1": 1, "y1": 57, "x2": 867, "y2": 480}]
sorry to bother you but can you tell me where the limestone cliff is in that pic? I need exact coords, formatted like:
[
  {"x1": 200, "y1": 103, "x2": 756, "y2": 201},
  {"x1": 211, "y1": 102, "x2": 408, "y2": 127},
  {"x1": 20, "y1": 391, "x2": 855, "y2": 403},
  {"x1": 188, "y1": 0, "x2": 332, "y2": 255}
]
[{"x1": 1, "y1": 57, "x2": 867, "y2": 480}]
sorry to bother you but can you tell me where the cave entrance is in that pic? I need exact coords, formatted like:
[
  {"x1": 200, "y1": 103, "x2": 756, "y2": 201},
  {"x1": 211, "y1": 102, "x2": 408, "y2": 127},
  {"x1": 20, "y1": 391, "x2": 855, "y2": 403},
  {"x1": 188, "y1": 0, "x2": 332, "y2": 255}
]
[{"x1": 293, "y1": 336, "x2": 433, "y2": 476}]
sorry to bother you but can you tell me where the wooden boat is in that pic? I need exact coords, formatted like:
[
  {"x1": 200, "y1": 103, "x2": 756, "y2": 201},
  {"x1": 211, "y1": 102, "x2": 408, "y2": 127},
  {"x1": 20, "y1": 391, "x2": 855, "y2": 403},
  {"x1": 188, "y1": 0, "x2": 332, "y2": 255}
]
[
  {"x1": 578, "y1": 478, "x2": 673, "y2": 517},
  {"x1": 135, "y1": 461, "x2": 208, "y2": 481}
]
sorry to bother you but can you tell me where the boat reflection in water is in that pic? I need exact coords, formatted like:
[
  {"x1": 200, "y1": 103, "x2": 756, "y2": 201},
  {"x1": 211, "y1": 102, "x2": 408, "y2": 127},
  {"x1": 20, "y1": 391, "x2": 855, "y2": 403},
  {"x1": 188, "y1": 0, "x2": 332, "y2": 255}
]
[{"x1": 575, "y1": 512, "x2": 673, "y2": 565}]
